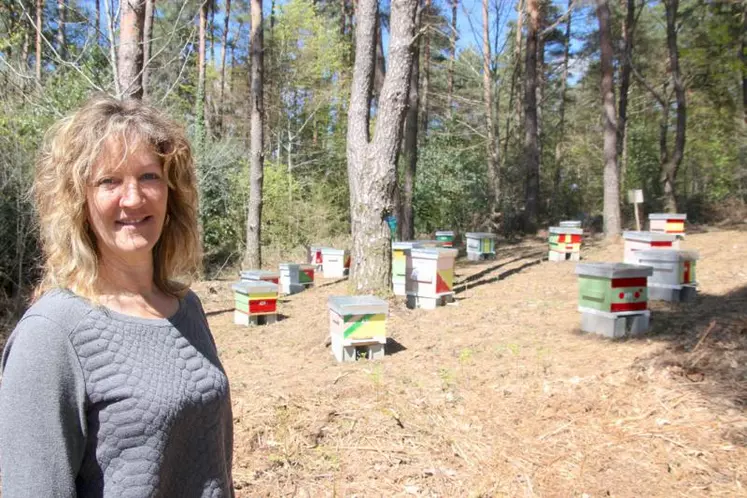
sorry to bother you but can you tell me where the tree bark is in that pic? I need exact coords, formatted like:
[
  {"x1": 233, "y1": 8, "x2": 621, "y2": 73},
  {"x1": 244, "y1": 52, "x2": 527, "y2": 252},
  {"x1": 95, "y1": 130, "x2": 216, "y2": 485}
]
[
  {"x1": 374, "y1": 14, "x2": 387, "y2": 102},
  {"x1": 96, "y1": 0, "x2": 100, "y2": 36},
  {"x1": 218, "y1": 0, "x2": 231, "y2": 133},
  {"x1": 245, "y1": 0, "x2": 265, "y2": 268},
  {"x1": 552, "y1": 0, "x2": 572, "y2": 215},
  {"x1": 119, "y1": 0, "x2": 146, "y2": 99},
  {"x1": 419, "y1": 0, "x2": 431, "y2": 138},
  {"x1": 596, "y1": 0, "x2": 621, "y2": 237},
  {"x1": 617, "y1": 0, "x2": 635, "y2": 187},
  {"x1": 347, "y1": 0, "x2": 418, "y2": 293},
  {"x1": 57, "y1": 0, "x2": 66, "y2": 59},
  {"x1": 503, "y1": 0, "x2": 524, "y2": 166},
  {"x1": 401, "y1": 6, "x2": 423, "y2": 241},
  {"x1": 447, "y1": 0, "x2": 457, "y2": 119},
  {"x1": 142, "y1": 0, "x2": 155, "y2": 98},
  {"x1": 36, "y1": 0, "x2": 42, "y2": 82},
  {"x1": 523, "y1": 0, "x2": 540, "y2": 232},
  {"x1": 483, "y1": 0, "x2": 499, "y2": 213},
  {"x1": 662, "y1": 0, "x2": 686, "y2": 213}
]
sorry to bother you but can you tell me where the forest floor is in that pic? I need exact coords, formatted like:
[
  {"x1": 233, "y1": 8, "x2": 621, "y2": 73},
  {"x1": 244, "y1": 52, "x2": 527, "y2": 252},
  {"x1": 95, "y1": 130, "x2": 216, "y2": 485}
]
[{"x1": 192, "y1": 227, "x2": 747, "y2": 497}]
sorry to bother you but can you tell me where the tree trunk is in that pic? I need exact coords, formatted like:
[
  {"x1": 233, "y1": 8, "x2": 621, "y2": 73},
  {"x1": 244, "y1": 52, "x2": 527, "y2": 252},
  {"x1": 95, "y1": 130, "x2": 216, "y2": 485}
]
[
  {"x1": 119, "y1": 0, "x2": 146, "y2": 99},
  {"x1": 617, "y1": 0, "x2": 635, "y2": 187},
  {"x1": 523, "y1": 0, "x2": 540, "y2": 232},
  {"x1": 35, "y1": 0, "x2": 42, "y2": 83},
  {"x1": 662, "y1": 0, "x2": 686, "y2": 213},
  {"x1": 401, "y1": 6, "x2": 423, "y2": 241},
  {"x1": 96, "y1": 0, "x2": 100, "y2": 35},
  {"x1": 483, "y1": 0, "x2": 499, "y2": 213},
  {"x1": 596, "y1": 0, "x2": 621, "y2": 237},
  {"x1": 419, "y1": 0, "x2": 431, "y2": 138},
  {"x1": 57, "y1": 0, "x2": 66, "y2": 59},
  {"x1": 347, "y1": 0, "x2": 418, "y2": 293},
  {"x1": 218, "y1": 0, "x2": 231, "y2": 133},
  {"x1": 504, "y1": 0, "x2": 523, "y2": 166},
  {"x1": 447, "y1": 0, "x2": 457, "y2": 119},
  {"x1": 142, "y1": 0, "x2": 155, "y2": 98},
  {"x1": 196, "y1": 0, "x2": 207, "y2": 144},
  {"x1": 374, "y1": 14, "x2": 387, "y2": 102},
  {"x1": 552, "y1": 0, "x2": 572, "y2": 216},
  {"x1": 245, "y1": 0, "x2": 265, "y2": 268}
]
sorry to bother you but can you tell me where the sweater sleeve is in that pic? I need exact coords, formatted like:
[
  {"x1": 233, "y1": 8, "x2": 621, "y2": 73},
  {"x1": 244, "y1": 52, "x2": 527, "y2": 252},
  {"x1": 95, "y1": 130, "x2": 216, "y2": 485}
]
[{"x1": 0, "y1": 315, "x2": 87, "y2": 498}]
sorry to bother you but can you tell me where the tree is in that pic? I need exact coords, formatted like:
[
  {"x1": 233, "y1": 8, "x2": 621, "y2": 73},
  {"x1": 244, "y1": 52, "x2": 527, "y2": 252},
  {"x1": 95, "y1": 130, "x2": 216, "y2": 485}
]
[
  {"x1": 523, "y1": 0, "x2": 540, "y2": 232},
  {"x1": 483, "y1": 0, "x2": 499, "y2": 213},
  {"x1": 119, "y1": 0, "x2": 146, "y2": 99},
  {"x1": 142, "y1": 0, "x2": 155, "y2": 98},
  {"x1": 57, "y1": 0, "x2": 66, "y2": 59},
  {"x1": 596, "y1": 0, "x2": 621, "y2": 237},
  {"x1": 419, "y1": 0, "x2": 431, "y2": 137},
  {"x1": 617, "y1": 0, "x2": 635, "y2": 185},
  {"x1": 401, "y1": 5, "x2": 423, "y2": 241},
  {"x1": 196, "y1": 0, "x2": 208, "y2": 144},
  {"x1": 447, "y1": 0, "x2": 457, "y2": 118},
  {"x1": 245, "y1": 0, "x2": 265, "y2": 268},
  {"x1": 347, "y1": 0, "x2": 418, "y2": 292},
  {"x1": 551, "y1": 0, "x2": 572, "y2": 214},
  {"x1": 218, "y1": 0, "x2": 231, "y2": 133},
  {"x1": 35, "y1": 0, "x2": 42, "y2": 83}
]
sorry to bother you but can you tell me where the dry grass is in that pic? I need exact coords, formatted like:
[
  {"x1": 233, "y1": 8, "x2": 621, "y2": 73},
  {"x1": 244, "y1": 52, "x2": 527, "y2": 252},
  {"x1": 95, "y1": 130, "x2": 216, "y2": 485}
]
[{"x1": 191, "y1": 228, "x2": 747, "y2": 497}]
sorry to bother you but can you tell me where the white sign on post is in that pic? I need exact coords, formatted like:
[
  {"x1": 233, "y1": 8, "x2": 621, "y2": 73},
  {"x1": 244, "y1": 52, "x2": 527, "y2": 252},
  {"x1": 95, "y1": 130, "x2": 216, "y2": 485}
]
[{"x1": 627, "y1": 189, "x2": 644, "y2": 231}]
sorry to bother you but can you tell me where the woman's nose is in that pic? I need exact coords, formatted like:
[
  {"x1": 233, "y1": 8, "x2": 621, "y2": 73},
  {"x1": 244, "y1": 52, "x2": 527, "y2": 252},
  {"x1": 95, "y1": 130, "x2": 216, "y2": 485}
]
[{"x1": 120, "y1": 180, "x2": 146, "y2": 207}]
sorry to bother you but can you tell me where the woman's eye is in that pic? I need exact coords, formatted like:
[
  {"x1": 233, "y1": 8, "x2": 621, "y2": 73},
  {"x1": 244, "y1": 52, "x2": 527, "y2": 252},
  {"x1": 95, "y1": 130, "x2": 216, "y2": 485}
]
[
  {"x1": 142, "y1": 173, "x2": 161, "y2": 181},
  {"x1": 97, "y1": 177, "x2": 116, "y2": 186}
]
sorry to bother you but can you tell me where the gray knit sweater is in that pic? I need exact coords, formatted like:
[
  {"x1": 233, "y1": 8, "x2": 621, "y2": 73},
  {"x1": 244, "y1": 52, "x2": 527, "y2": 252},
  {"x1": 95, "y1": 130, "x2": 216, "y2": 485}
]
[{"x1": 0, "y1": 289, "x2": 234, "y2": 497}]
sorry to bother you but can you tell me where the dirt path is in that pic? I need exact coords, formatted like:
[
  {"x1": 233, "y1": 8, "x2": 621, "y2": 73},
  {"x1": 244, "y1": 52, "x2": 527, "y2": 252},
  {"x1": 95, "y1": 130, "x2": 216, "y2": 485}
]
[{"x1": 195, "y1": 229, "x2": 747, "y2": 497}]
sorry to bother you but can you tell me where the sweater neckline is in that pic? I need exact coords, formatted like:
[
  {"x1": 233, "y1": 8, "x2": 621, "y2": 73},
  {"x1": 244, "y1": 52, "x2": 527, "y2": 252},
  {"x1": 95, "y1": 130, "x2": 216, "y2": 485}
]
[{"x1": 60, "y1": 289, "x2": 189, "y2": 327}]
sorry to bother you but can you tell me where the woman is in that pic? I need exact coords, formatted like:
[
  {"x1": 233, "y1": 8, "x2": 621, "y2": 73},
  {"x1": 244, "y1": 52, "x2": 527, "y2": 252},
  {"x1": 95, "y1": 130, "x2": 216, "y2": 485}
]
[{"x1": 0, "y1": 97, "x2": 234, "y2": 497}]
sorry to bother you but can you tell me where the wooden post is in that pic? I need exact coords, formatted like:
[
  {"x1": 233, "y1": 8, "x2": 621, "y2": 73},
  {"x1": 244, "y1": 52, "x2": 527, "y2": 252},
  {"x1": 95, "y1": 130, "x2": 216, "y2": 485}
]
[{"x1": 627, "y1": 189, "x2": 644, "y2": 231}]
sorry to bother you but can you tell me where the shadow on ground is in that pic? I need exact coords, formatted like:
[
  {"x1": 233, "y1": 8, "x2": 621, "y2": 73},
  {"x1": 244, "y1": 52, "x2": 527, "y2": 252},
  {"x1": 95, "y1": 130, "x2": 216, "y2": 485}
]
[
  {"x1": 634, "y1": 284, "x2": 747, "y2": 413},
  {"x1": 454, "y1": 252, "x2": 545, "y2": 294}
]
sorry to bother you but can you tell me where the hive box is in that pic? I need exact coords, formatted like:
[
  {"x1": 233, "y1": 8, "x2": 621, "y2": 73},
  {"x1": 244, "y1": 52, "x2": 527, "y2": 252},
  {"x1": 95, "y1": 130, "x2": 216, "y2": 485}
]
[
  {"x1": 308, "y1": 245, "x2": 325, "y2": 271},
  {"x1": 417, "y1": 239, "x2": 446, "y2": 248},
  {"x1": 231, "y1": 280, "x2": 279, "y2": 326},
  {"x1": 575, "y1": 263, "x2": 654, "y2": 338},
  {"x1": 278, "y1": 263, "x2": 304, "y2": 295},
  {"x1": 465, "y1": 232, "x2": 497, "y2": 261},
  {"x1": 406, "y1": 247, "x2": 459, "y2": 309},
  {"x1": 328, "y1": 295, "x2": 388, "y2": 362},
  {"x1": 548, "y1": 226, "x2": 583, "y2": 262},
  {"x1": 298, "y1": 264, "x2": 315, "y2": 287},
  {"x1": 559, "y1": 220, "x2": 582, "y2": 229},
  {"x1": 392, "y1": 241, "x2": 422, "y2": 296},
  {"x1": 240, "y1": 269, "x2": 280, "y2": 286},
  {"x1": 623, "y1": 231, "x2": 680, "y2": 264},
  {"x1": 435, "y1": 230, "x2": 456, "y2": 248},
  {"x1": 649, "y1": 213, "x2": 686, "y2": 237},
  {"x1": 631, "y1": 249, "x2": 698, "y2": 302},
  {"x1": 321, "y1": 248, "x2": 350, "y2": 279}
]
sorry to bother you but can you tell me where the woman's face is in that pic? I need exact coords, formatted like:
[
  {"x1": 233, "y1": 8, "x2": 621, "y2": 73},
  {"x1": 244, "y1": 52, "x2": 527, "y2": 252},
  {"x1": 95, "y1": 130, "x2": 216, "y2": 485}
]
[{"x1": 86, "y1": 141, "x2": 169, "y2": 266}]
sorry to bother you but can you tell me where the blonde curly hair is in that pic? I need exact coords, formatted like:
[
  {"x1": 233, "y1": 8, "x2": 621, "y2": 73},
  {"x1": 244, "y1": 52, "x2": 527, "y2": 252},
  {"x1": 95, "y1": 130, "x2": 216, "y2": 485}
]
[{"x1": 33, "y1": 95, "x2": 201, "y2": 300}]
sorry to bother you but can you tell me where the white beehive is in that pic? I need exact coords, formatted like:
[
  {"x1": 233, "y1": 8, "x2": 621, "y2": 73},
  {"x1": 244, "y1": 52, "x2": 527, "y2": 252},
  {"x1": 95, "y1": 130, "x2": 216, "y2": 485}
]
[
  {"x1": 648, "y1": 213, "x2": 687, "y2": 237},
  {"x1": 328, "y1": 295, "x2": 388, "y2": 362},
  {"x1": 278, "y1": 263, "x2": 304, "y2": 295},
  {"x1": 392, "y1": 241, "x2": 422, "y2": 296},
  {"x1": 321, "y1": 248, "x2": 350, "y2": 279},
  {"x1": 631, "y1": 249, "x2": 699, "y2": 302},
  {"x1": 623, "y1": 231, "x2": 680, "y2": 264},
  {"x1": 406, "y1": 247, "x2": 459, "y2": 309},
  {"x1": 465, "y1": 232, "x2": 497, "y2": 261}
]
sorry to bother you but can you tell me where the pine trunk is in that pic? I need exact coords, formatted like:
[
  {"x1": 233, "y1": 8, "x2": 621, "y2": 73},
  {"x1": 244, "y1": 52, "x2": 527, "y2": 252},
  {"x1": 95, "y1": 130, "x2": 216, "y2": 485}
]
[
  {"x1": 57, "y1": 0, "x2": 66, "y2": 59},
  {"x1": 196, "y1": 1, "x2": 207, "y2": 143},
  {"x1": 246, "y1": 0, "x2": 265, "y2": 269},
  {"x1": 401, "y1": 7, "x2": 422, "y2": 241},
  {"x1": 347, "y1": 0, "x2": 417, "y2": 293},
  {"x1": 142, "y1": 0, "x2": 155, "y2": 98},
  {"x1": 523, "y1": 0, "x2": 540, "y2": 232},
  {"x1": 119, "y1": 0, "x2": 146, "y2": 99},
  {"x1": 35, "y1": 0, "x2": 42, "y2": 83},
  {"x1": 597, "y1": 0, "x2": 621, "y2": 237},
  {"x1": 483, "y1": 0, "x2": 499, "y2": 213},
  {"x1": 552, "y1": 0, "x2": 572, "y2": 215},
  {"x1": 218, "y1": 0, "x2": 232, "y2": 133},
  {"x1": 419, "y1": 0, "x2": 431, "y2": 138},
  {"x1": 617, "y1": 0, "x2": 635, "y2": 186},
  {"x1": 662, "y1": 0, "x2": 686, "y2": 213},
  {"x1": 447, "y1": 0, "x2": 457, "y2": 119}
]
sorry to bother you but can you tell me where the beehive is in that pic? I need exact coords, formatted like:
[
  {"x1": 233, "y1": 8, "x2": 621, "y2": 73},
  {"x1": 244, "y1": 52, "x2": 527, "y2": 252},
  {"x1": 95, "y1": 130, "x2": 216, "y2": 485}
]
[
  {"x1": 278, "y1": 263, "x2": 304, "y2": 295},
  {"x1": 231, "y1": 280, "x2": 279, "y2": 326},
  {"x1": 465, "y1": 232, "x2": 497, "y2": 261},
  {"x1": 392, "y1": 241, "x2": 422, "y2": 296},
  {"x1": 623, "y1": 231, "x2": 680, "y2": 264},
  {"x1": 631, "y1": 249, "x2": 699, "y2": 302},
  {"x1": 240, "y1": 269, "x2": 280, "y2": 286},
  {"x1": 328, "y1": 295, "x2": 388, "y2": 362},
  {"x1": 435, "y1": 230, "x2": 456, "y2": 248},
  {"x1": 298, "y1": 264, "x2": 315, "y2": 287},
  {"x1": 417, "y1": 239, "x2": 447, "y2": 248},
  {"x1": 406, "y1": 247, "x2": 459, "y2": 309},
  {"x1": 648, "y1": 213, "x2": 686, "y2": 237},
  {"x1": 548, "y1": 226, "x2": 583, "y2": 262},
  {"x1": 559, "y1": 220, "x2": 582, "y2": 229},
  {"x1": 308, "y1": 245, "x2": 325, "y2": 271},
  {"x1": 321, "y1": 248, "x2": 350, "y2": 279},
  {"x1": 575, "y1": 263, "x2": 654, "y2": 338}
]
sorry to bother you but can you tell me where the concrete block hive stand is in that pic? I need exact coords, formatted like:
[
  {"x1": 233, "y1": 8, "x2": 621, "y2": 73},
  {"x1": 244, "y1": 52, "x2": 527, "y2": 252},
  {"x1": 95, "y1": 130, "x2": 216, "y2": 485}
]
[
  {"x1": 575, "y1": 262, "x2": 654, "y2": 338},
  {"x1": 465, "y1": 232, "x2": 497, "y2": 261},
  {"x1": 232, "y1": 280, "x2": 279, "y2": 326},
  {"x1": 548, "y1": 226, "x2": 583, "y2": 262},
  {"x1": 328, "y1": 295, "x2": 388, "y2": 362},
  {"x1": 623, "y1": 231, "x2": 680, "y2": 264},
  {"x1": 406, "y1": 247, "x2": 459, "y2": 309},
  {"x1": 631, "y1": 249, "x2": 699, "y2": 302}
]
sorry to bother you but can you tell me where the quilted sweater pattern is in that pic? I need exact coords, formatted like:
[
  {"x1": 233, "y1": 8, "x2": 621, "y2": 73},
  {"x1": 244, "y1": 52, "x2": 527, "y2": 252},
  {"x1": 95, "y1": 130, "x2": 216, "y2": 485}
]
[{"x1": 0, "y1": 290, "x2": 234, "y2": 498}]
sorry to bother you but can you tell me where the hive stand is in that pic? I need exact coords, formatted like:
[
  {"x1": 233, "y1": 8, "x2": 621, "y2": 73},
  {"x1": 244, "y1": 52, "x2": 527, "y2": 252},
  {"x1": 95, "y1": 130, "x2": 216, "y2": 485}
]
[{"x1": 575, "y1": 262, "x2": 654, "y2": 338}]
